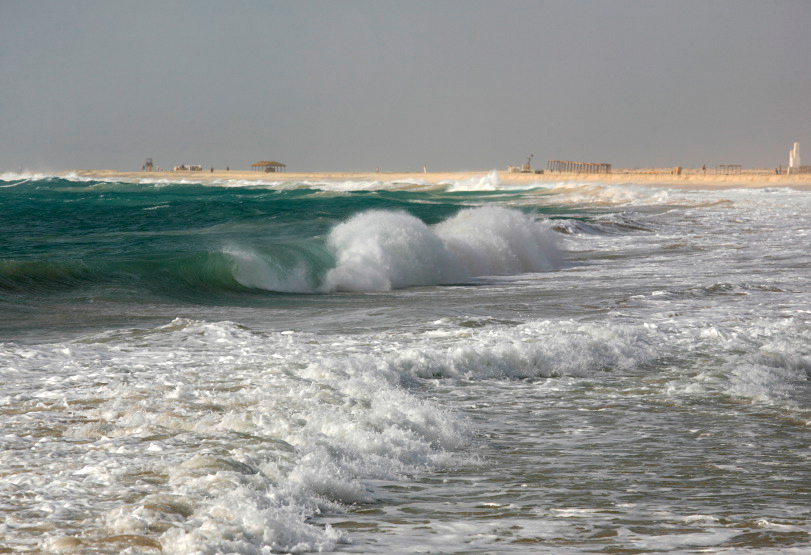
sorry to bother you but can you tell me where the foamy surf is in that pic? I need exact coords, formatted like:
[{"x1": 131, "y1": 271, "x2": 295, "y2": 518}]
[
  {"x1": 323, "y1": 206, "x2": 560, "y2": 292},
  {"x1": 2, "y1": 175, "x2": 810, "y2": 553},
  {"x1": 2, "y1": 311, "x2": 809, "y2": 553},
  {"x1": 2, "y1": 318, "x2": 470, "y2": 553},
  {"x1": 442, "y1": 169, "x2": 549, "y2": 192},
  {"x1": 219, "y1": 206, "x2": 562, "y2": 294}
]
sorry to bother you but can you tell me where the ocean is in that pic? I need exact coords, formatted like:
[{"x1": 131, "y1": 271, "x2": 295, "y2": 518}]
[{"x1": 1, "y1": 172, "x2": 809, "y2": 554}]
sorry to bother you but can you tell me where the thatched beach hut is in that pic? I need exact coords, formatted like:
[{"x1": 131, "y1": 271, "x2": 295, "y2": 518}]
[{"x1": 251, "y1": 161, "x2": 287, "y2": 173}]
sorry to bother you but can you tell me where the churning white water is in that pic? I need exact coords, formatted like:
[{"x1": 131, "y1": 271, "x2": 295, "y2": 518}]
[
  {"x1": 0, "y1": 178, "x2": 810, "y2": 554},
  {"x1": 323, "y1": 206, "x2": 559, "y2": 292}
]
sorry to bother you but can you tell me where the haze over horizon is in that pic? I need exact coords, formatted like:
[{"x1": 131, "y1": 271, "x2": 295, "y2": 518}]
[{"x1": 2, "y1": 0, "x2": 810, "y2": 173}]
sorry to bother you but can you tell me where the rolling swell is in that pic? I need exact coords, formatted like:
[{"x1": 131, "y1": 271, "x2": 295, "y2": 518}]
[
  {"x1": 225, "y1": 206, "x2": 561, "y2": 294},
  {"x1": 0, "y1": 177, "x2": 565, "y2": 302},
  {"x1": 0, "y1": 254, "x2": 246, "y2": 301},
  {"x1": 213, "y1": 206, "x2": 561, "y2": 295},
  {"x1": 1, "y1": 207, "x2": 561, "y2": 300},
  {"x1": 0, "y1": 259, "x2": 97, "y2": 293}
]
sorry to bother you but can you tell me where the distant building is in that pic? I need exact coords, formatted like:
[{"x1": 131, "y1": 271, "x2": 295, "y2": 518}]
[
  {"x1": 788, "y1": 142, "x2": 801, "y2": 174},
  {"x1": 546, "y1": 160, "x2": 612, "y2": 174},
  {"x1": 251, "y1": 161, "x2": 287, "y2": 173},
  {"x1": 717, "y1": 165, "x2": 741, "y2": 175}
]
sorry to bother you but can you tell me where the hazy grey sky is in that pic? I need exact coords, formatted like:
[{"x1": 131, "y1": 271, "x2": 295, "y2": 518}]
[{"x1": 2, "y1": 0, "x2": 810, "y2": 172}]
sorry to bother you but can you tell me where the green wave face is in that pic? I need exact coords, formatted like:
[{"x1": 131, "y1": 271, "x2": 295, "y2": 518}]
[{"x1": 1, "y1": 177, "x2": 574, "y2": 305}]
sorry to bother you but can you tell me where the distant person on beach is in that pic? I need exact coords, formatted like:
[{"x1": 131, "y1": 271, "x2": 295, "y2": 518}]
[{"x1": 702, "y1": 164, "x2": 706, "y2": 174}]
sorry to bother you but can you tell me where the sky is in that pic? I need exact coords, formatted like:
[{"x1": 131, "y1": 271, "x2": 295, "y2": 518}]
[{"x1": 1, "y1": 0, "x2": 810, "y2": 172}]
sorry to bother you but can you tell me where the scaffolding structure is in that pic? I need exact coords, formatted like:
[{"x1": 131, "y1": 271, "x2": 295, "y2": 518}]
[
  {"x1": 717, "y1": 165, "x2": 741, "y2": 175},
  {"x1": 547, "y1": 160, "x2": 611, "y2": 174},
  {"x1": 251, "y1": 161, "x2": 287, "y2": 173}
]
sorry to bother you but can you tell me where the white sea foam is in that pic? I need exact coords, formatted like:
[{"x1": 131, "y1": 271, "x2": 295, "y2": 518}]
[
  {"x1": 323, "y1": 206, "x2": 560, "y2": 292},
  {"x1": 0, "y1": 319, "x2": 471, "y2": 553},
  {"x1": 211, "y1": 206, "x2": 564, "y2": 295},
  {"x1": 530, "y1": 181, "x2": 674, "y2": 206},
  {"x1": 441, "y1": 170, "x2": 546, "y2": 192},
  {"x1": 1, "y1": 308, "x2": 809, "y2": 552},
  {"x1": 223, "y1": 206, "x2": 562, "y2": 294},
  {"x1": 3, "y1": 177, "x2": 811, "y2": 553},
  {"x1": 0, "y1": 171, "x2": 63, "y2": 184},
  {"x1": 444, "y1": 170, "x2": 504, "y2": 192}
]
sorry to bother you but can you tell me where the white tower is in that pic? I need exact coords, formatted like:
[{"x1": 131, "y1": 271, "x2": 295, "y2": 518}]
[{"x1": 788, "y1": 142, "x2": 800, "y2": 174}]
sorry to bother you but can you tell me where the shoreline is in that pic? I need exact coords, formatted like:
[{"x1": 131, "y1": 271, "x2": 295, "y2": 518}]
[{"x1": 63, "y1": 169, "x2": 811, "y2": 190}]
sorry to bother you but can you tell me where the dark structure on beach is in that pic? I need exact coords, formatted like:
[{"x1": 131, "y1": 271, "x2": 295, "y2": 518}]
[
  {"x1": 547, "y1": 160, "x2": 612, "y2": 174},
  {"x1": 717, "y1": 164, "x2": 742, "y2": 175},
  {"x1": 251, "y1": 161, "x2": 287, "y2": 173}
]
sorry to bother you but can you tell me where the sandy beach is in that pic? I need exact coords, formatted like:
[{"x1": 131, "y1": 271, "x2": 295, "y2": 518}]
[{"x1": 67, "y1": 168, "x2": 811, "y2": 190}]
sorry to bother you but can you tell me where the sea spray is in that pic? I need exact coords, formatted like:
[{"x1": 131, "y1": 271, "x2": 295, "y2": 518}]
[
  {"x1": 323, "y1": 210, "x2": 454, "y2": 291},
  {"x1": 435, "y1": 205, "x2": 560, "y2": 277},
  {"x1": 445, "y1": 170, "x2": 503, "y2": 192},
  {"x1": 322, "y1": 206, "x2": 560, "y2": 292}
]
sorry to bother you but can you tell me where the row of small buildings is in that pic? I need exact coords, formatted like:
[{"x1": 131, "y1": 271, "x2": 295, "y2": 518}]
[
  {"x1": 173, "y1": 161, "x2": 287, "y2": 172},
  {"x1": 155, "y1": 143, "x2": 807, "y2": 175},
  {"x1": 143, "y1": 158, "x2": 288, "y2": 173}
]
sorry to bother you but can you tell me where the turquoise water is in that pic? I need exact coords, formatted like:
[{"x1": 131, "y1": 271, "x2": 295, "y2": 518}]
[
  {"x1": 1, "y1": 177, "x2": 570, "y2": 339},
  {"x1": 1, "y1": 174, "x2": 810, "y2": 554},
  {"x1": 2, "y1": 181, "x2": 453, "y2": 297}
]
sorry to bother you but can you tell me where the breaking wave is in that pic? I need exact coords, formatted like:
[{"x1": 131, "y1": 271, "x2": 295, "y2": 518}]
[
  {"x1": 228, "y1": 206, "x2": 560, "y2": 294},
  {"x1": 2, "y1": 207, "x2": 561, "y2": 299},
  {"x1": 320, "y1": 206, "x2": 560, "y2": 292}
]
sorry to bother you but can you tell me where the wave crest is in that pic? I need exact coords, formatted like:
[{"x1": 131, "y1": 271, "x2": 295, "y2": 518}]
[
  {"x1": 322, "y1": 206, "x2": 560, "y2": 292},
  {"x1": 0, "y1": 207, "x2": 562, "y2": 298}
]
